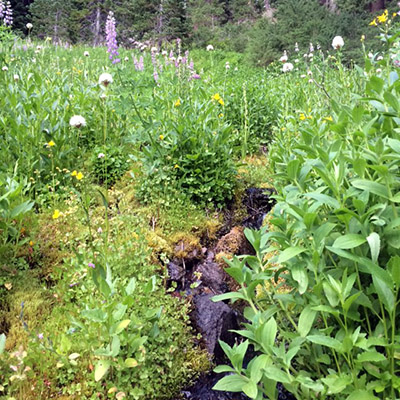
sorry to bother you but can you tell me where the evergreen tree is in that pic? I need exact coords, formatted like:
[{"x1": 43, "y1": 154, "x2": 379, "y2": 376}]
[
  {"x1": 162, "y1": 0, "x2": 190, "y2": 40},
  {"x1": 29, "y1": 0, "x2": 74, "y2": 41}
]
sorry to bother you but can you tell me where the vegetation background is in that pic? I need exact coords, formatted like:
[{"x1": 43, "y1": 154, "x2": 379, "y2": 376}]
[{"x1": 9, "y1": 0, "x2": 399, "y2": 64}]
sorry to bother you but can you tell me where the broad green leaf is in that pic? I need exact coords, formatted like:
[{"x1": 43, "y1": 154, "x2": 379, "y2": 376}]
[
  {"x1": 263, "y1": 367, "x2": 292, "y2": 384},
  {"x1": 115, "y1": 319, "x2": 131, "y2": 334},
  {"x1": 352, "y1": 179, "x2": 389, "y2": 199},
  {"x1": 10, "y1": 200, "x2": 34, "y2": 218},
  {"x1": 304, "y1": 192, "x2": 340, "y2": 209},
  {"x1": 389, "y1": 255, "x2": 400, "y2": 286},
  {"x1": 212, "y1": 292, "x2": 246, "y2": 302},
  {"x1": 296, "y1": 375, "x2": 324, "y2": 392},
  {"x1": 214, "y1": 365, "x2": 235, "y2": 373},
  {"x1": 0, "y1": 334, "x2": 5, "y2": 354},
  {"x1": 307, "y1": 334, "x2": 341, "y2": 349},
  {"x1": 213, "y1": 374, "x2": 247, "y2": 392},
  {"x1": 124, "y1": 358, "x2": 138, "y2": 368},
  {"x1": 242, "y1": 380, "x2": 258, "y2": 399},
  {"x1": 292, "y1": 265, "x2": 308, "y2": 294},
  {"x1": 125, "y1": 277, "x2": 136, "y2": 295},
  {"x1": 298, "y1": 306, "x2": 316, "y2": 337},
  {"x1": 332, "y1": 234, "x2": 366, "y2": 249},
  {"x1": 346, "y1": 390, "x2": 379, "y2": 400},
  {"x1": 367, "y1": 232, "x2": 380, "y2": 263},
  {"x1": 356, "y1": 351, "x2": 386, "y2": 363},
  {"x1": 81, "y1": 309, "x2": 107, "y2": 323},
  {"x1": 262, "y1": 318, "x2": 277, "y2": 348},
  {"x1": 278, "y1": 247, "x2": 306, "y2": 263},
  {"x1": 94, "y1": 360, "x2": 110, "y2": 382},
  {"x1": 373, "y1": 276, "x2": 395, "y2": 313}
]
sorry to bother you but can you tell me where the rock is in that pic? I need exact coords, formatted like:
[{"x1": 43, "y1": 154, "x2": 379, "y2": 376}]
[
  {"x1": 167, "y1": 261, "x2": 185, "y2": 281},
  {"x1": 193, "y1": 294, "x2": 238, "y2": 357},
  {"x1": 193, "y1": 261, "x2": 227, "y2": 294}
]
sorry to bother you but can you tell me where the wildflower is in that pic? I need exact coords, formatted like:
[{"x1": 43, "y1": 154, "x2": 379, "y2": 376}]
[
  {"x1": 332, "y1": 36, "x2": 344, "y2": 50},
  {"x1": 368, "y1": 52, "x2": 373, "y2": 59},
  {"x1": 377, "y1": 55, "x2": 383, "y2": 61},
  {"x1": 151, "y1": 46, "x2": 157, "y2": 53},
  {"x1": 2, "y1": 66, "x2": 8, "y2": 71},
  {"x1": 282, "y1": 62, "x2": 294, "y2": 72},
  {"x1": 116, "y1": 392, "x2": 126, "y2": 400},
  {"x1": 76, "y1": 172, "x2": 83, "y2": 180},
  {"x1": 309, "y1": 43, "x2": 314, "y2": 53},
  {"x1": 36, "y1": 45, "x2": 42, "y2": 51},
  {"x1": 97, "y1": 227, "x2": 103, "y2": 233},
  {"x1": 98, "y1": 153, "x2": 105, "y2": 158},
  {"x1": 105, "y1": 11, "x2": 120, "y2": 64},
  {"x1": 324, "y1": 116, "x2": 333, "y2": 122},
  {"x1": 29, "y1": 241, "x2": 34, "y2": 246},
  {"x1": 99, "y1": 72, "x2": 113, "y2": 86},
  {"x1": 69, "y1": 115, "x2": 86, "y2": 128},
  {"x1": 376, "y1": 68, "x2": 382, "y2": 74},
  {"x1": 13, "y1": 74, "x2": 19, "y2": 81},
  {"x1": 206, "y1": 44, "x2": 214, "y2": 51},
  {"x1": 307, "y1": 70, "x2": 312, "y2": 76},
  {"x1": 174, "y1": 164, "x2": 179, "y2": 169},
  {"x1": 38, "y1": 333, "x2": 44, "y2": 340},
  {"x1": 84, "y1": 51, "x2": 89, "y2": 57},
  {"x1": 100, "y1": 93, "x2": 107, "y2": 100},
  {"x1": 190, "y1": 73, "x2": 201, "y2": 80},
  {"x1": 52, "y1": 210, "x2": 61, "y2": 219},
  {"x1": 3, "y1": 1, "x2": 12, "y2": 26},
  {"x1": 47, "y1": 140, "x2": 55, "y2": 147},
  {"x1": 225, "y1": 61, "x2": 230, "y2": 70},
  {"x1": 299, "y1": 113, "x2": 306, "y2": 121},
  {"x1": 159, "y1": 134, "x2": 164, "y2": 140},
  {"x1": 377, "y1": 10, "x2": 388, "y2": 24},
  {"x1": 219, "y1": 113, "x2": 224, "y2": 118},
  {"x1": 71, "y1": 170, "x2": 77, "y2": 176},
  {"x1": 212, "y1": 93, "x2": 221, "y2": 101},
  {"x1": 294, "y1": 42, "x2": 299, "y2": 52},
  {"x1": 174, "y1": 99, "x2": 181, "y2": 107},
  {"x1": 88, "y1": 262, "x2": 95, "y2": 269},
  {"x1": 279, "y1": 52, "x2": 288, "y2": 63},
  {"x1": 361, "y1": 34, "x2": 365, "y2": 42},
  {"x1": 161, "y1": 50, "x2": 168, "y2": 56},
  {"x1": 124, "y1": 56, "x2": 129, "y2": 61},
  {"x1": 26, "y1": 22, "x2": 33, "y2": 30}
]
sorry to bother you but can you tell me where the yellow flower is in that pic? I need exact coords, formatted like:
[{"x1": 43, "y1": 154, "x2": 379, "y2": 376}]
[
  {"x1": 369, "y1": 19, "x2": 378, "y2": 26},
  {"x1": 29, "y1": 241, "x2": 34, "y2": 246},
  {"x1": 218, "y1": 98, "x2": 224, "y2": 106},
  {"x1": 159, "y1": 134, "x2": 164, "y2": 140},
  {"x1": 174, "y1": 164, "x2": 179, "y2": 169},
  {"x1": 47, "y1": 140, "x2": 55, "y2": 147},
  {"x1": 174, "y1": 99, "x2": 181, "y2": 107},
  {"x1": 76, "y1": 172, "x2": 83, "y2": 180},
  {"x1": 377, "y1": 10, "x2": 388, "y2": 23},
  {"x1": 218, "y1": 113, "x2": 224, "y2": 118},
  {"x1": 324, "y1": 116, "x2": 333, "y2": 122},
  {"x1": 299, "y1": 113, "x2": 306, "y2": 121},
  {"x1": 212, "y1": 93, "x2": 221, "y2": 101},
  {"x1": 393, "y1": 12, "x2": 397, "y2": 18},
  {"x1": 56, "y1": 71, "x2": 61, "y2": 75},
  {"x1": 71, "y1": 170, "x2": 77, "y2": 176},
  {"x1": 361, "y1": 35, "x2": 365, "y2": 42},
  {"x1": 52, "y1": 209, "x2": 61, "y2": 219}
]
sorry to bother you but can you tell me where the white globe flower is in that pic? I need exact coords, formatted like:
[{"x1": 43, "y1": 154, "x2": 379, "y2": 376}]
[
  {"x1": 282, "y1": 62, "x2": 294, "y2": 72},
  {"x1": 26, "y1": 23, "x2": 33, "y2": 30},
  {"x1": 69, "y1": 115, "x2": 86, "y2": 128},
  {"x1": 98, "y1": 72, "x2": 113, "y2": 87},
  {"x1": 124, "y1": 56, "x2": 129, "y2": 61},
  {"x1": 2, "y1": 66, "x2": 8, "y2": 71},
  {"x1": 206, "y1": 44, "x2": 214, "y2": 51},
  {"x1": 151, "y1": 46, "x2": 158, "y2": 53},
  {"x1": 332, "y1": 36, "x2": 344, "y2": 50},
  {"x1": 279, "y1": 54, "x2": 288, "y2": 63},
  {"x1": 377, "y1": 55, "x2": 383, "y2": 61},
  {"x1": 13, "y1": 74, "x2": 19, "y2": 81},
  {"x1": 161, "y1": 50, "x2": 168, "y2": 56},
  {"x1": 84, "y1": 51, "x2": 89, "y2": 57}
]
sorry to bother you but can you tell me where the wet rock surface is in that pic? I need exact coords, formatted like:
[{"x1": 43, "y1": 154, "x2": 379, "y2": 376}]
[{"x1": 167, "y1": 188, "x2": 293, "y2": 400}]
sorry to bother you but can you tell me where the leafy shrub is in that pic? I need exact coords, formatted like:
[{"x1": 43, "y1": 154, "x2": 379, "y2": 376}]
[
  {"x1": 213, "y1": 30, "x2": 400, "y2": 400},
  {"x1": 90, "y1": 145, "x2": 129, "y2": 187}
]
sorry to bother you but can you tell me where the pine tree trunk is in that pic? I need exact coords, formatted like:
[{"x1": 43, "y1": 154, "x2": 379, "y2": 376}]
[
  {"x1": 369, "y1": 0, "x2": 385, "y2": 12},
  {"x1": 93, "y1": 6, "x2": 101, "y2": 46}
]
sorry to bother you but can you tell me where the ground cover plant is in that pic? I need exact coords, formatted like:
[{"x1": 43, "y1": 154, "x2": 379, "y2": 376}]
[{"x1": 1, "y1": 2, "x2": 400, "y2": 400}]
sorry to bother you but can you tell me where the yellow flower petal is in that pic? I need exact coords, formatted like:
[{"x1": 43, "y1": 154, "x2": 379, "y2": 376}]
[
  {"x1": 71, "y1": 170, "x2": 77, "y2": 176},
  {"x1": 76, "y1": 172, "x2": 83, "y2": 180},
  {"x1": 47, "y1": 140, "x2": 55, "y2": 147},
  {"x1": 52, "y1": 210, "x2": 60, "y2": 219}
]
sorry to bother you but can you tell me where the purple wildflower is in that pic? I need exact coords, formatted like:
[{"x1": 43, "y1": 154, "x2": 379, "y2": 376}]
[
  {"x1": 69, "y1": 282, "x2": 79, "y2": 287},
  {"x1": 189, "y1": 73, "x2": 201, "y2": 80},
  {"x1": 2, "y1": 1, "x2": 13, "y2": 26},
  {"x1": 88, "y1": 262, "x2": 95, "y2": 269},
  {"x1": 153, "y1": 70, "x2": 159, "y2": 82},
  {"x1": 0, "y1": 1, "x2": 4, "y2": 20},
  {"x1": 38, "y1": 333, "x2": 44, "y2": 340},
  {"x1": 105, "y1": 11, "x2": 120, "y2": 64}
]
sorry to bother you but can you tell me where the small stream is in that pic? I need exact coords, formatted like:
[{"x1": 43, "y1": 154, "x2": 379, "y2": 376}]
[{"x1": 167, "y1": 188, "x2": 294, "y2": 400}]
